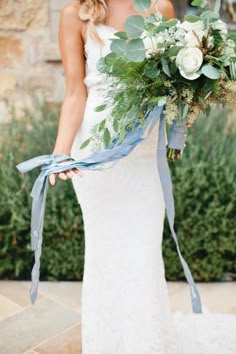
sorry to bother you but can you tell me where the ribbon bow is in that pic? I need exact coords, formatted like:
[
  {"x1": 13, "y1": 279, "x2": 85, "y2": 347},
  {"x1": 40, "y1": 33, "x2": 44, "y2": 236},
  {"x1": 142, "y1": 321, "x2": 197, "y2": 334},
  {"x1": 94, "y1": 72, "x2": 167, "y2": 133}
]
[{"x1": 16, "y1": 105, "x2": 203, "y2": 314}]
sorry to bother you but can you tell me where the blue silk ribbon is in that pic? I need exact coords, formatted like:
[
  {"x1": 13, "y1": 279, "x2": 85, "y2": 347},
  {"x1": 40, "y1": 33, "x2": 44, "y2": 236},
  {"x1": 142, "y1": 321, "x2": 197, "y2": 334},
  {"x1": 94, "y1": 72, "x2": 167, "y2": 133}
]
[{"x1": 16, "y1": 105, "x2": 203, "y2": 314}]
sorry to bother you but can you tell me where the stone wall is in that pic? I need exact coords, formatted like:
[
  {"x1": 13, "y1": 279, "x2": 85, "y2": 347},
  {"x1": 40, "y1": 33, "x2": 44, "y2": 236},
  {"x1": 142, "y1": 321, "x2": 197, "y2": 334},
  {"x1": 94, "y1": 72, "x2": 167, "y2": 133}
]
[
  {"x1": 0, "y1": 0, "x2": 235, "y2": 122},
  {"x1": 0, "y1": 0, "x2": 68, "y2": 122}
]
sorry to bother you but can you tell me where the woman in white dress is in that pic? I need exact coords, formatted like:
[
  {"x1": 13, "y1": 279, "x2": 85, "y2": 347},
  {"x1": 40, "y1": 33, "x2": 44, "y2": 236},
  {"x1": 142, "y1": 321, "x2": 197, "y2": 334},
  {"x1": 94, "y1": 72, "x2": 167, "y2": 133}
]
[{"x1": 48, "y1": 1, "x2": 236, "y2": 353}]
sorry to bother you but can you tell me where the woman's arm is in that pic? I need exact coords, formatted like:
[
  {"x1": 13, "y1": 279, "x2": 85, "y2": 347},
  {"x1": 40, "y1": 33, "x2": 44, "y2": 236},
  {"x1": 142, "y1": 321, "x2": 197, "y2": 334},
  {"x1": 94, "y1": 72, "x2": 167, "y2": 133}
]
[
  {"x1": 49, "y1": 3, "x2": 86, "y2": 185},
  {"x1": 157, "y1": 0, "x2": 176, "y2": 19}
]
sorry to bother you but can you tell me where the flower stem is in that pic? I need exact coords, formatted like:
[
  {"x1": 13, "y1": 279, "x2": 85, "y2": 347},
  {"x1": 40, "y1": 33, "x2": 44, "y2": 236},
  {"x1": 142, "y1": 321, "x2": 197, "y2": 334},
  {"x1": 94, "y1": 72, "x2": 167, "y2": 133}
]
[{"x1": 166, "y1": 147, "x2": 183, "y2": 161}]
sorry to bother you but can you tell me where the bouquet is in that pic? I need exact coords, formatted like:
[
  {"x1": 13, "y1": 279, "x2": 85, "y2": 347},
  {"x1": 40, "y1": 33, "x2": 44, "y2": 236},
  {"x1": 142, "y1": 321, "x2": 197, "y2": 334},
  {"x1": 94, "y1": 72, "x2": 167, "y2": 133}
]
[{"x1": 81, "y1": 0, "x2": 236, "y2": 160}]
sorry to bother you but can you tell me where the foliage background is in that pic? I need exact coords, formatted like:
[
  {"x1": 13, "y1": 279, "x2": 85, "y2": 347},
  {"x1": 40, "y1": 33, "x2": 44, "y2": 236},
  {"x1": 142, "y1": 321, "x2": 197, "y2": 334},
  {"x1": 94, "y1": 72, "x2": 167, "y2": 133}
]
[{"x1": 0, "y1": 102, "x2": 235, "y2": 282}]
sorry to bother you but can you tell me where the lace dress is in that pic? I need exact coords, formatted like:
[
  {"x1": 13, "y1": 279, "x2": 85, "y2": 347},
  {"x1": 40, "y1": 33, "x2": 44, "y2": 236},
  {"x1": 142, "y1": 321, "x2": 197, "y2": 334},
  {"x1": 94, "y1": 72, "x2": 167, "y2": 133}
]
[{"x1": 70, "y1": 24, "x2": 236, "y2": 354}]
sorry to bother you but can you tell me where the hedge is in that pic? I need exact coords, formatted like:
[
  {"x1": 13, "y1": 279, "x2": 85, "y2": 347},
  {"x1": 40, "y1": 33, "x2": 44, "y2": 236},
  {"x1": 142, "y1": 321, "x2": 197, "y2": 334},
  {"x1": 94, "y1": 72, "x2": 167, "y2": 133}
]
[{"x1": 0, "y1": 103, "x2": 235, "y2": 282}]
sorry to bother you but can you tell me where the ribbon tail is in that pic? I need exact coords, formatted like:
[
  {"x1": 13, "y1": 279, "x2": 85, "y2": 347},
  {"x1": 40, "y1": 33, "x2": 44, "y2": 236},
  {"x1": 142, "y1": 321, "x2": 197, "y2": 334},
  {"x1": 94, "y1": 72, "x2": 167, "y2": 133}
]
[
  {"x1": 29, "y1": 175, "x2": 49, "y2": 304},
  {"x1": 157, "y1": 111, "x2": 203, "y2": 314}
]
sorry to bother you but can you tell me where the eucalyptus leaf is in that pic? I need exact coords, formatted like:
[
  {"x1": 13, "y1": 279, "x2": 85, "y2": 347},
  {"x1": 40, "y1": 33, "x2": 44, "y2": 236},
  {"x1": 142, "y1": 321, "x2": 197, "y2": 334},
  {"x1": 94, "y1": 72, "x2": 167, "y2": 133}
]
[
  {"x1": 113, "y1": 119, "x2": 119, "y2": 132},
  {"x1": 184, "y1": 14, "x2": 201, "y2": 23},
  {"x1": 200, "y1": 10, "x2": 219, "y2": 21},
  {"x1": 125, "y1": 15, "x2": 145, "y2": 39},
  {"x1": 161, "y1": 58, "x2": 171, "y2": 77},
  {"x1": 161, "y1": 19, "x2": 178, "y2": 28},
  {"x1": 168, "y1": 45, "x2": 183, "y2": 57},
  {"x1": 126, "y1": 39, "x2": 146, "y2": 62},
  {"x1": 104, "y1": 52, "x2": 118, "y2": 68},
  {"x1": 191, "y1": 0, "x2": 207, "y2": 8},
  {"x1": 144, "y1": 61, "x2": 160, "y2": 78},
  {"x1": 145, "y1": 14, "x2": 157, "y2": 25},
  {"x1": 201, "y1": 64, "x2": 221, "y2": 79},
  {"x1": 134, "y1": 0, "x2": 151, "y2": 11},
  {"x1": 98, "y1": 119, "x2": 106, "y2": 132},
  {"x1": 96, "y1": 57, "x2": 107, "y2": 73},
  {"x1": 114, "y1": 31, "x2": 128, "y2": 40},
  {"x1": 103, "y1": 128, "x2": 111, "y2": 148},
  {"x1": 80, "y1": 138, "x2": 91, "y2": 149},
  {"x1": 110, "y1": 39, "x2": 127, "y2": 55},
  {"x1": 94, "y1": 104, "x2": 107, "y2": 112}
]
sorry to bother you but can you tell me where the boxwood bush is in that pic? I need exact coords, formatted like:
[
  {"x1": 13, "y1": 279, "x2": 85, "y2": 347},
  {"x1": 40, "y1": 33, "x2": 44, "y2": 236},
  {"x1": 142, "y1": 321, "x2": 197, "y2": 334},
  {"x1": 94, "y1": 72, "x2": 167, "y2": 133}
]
[{"x1": 0, "y1": 103, "x2": 235, "y2": 282}]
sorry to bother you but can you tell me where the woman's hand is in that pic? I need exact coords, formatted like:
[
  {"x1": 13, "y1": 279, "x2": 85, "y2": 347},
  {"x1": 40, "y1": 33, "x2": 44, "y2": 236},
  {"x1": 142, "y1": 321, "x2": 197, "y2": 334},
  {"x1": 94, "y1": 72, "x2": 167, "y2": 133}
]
[
  {"x1": 48, "y1": 154, "x2": 83, "y2": 186},
  {"x1": 49, "y1": 168, "x2": 83, "y2": 186}
]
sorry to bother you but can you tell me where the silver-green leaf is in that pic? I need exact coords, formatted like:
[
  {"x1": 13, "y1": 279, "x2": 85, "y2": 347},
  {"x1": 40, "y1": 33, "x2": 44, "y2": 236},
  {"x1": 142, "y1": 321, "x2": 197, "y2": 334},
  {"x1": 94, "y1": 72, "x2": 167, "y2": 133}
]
[
  {"x1": 94, "y1": 104, "x2": 107, "y2": 112},
  {"x1": 80, "y1": 138, "x2": 91, "y2": 149},
  {"x1": 184, "y1": 14, "x2": 201, "y2": 23},
  {"x1": 126, "y1": 39, "x2": 146, "y2": 62},
  {"x1": 103, "y1": 128, "x2": 111, "y2": 148},
  {"x1": 110, "y1": 39, "x2": 127, "y2": 55},
  {"x1": 125, "y1": 15, "x2": 145, "y2": 39},
  {"x1": 134, "y1": 0, "x2": 151, "y2": 12},
  {"x1": 201, "y1": 64, "x2": 220, "y2": 79}
]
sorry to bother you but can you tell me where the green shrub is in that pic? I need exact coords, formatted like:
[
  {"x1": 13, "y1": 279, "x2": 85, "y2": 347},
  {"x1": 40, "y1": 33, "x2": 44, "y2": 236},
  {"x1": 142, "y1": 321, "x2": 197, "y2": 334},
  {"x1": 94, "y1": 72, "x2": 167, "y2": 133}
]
[
  {"x1": 0, "y1": 104, "x2": 84, "y2": 281},
  {"x1": 163, "y1": 107, "x2": 236, "y2": 281},
  {"x1": 0, "y1": 103, "x2": 235, "y2": 281}
]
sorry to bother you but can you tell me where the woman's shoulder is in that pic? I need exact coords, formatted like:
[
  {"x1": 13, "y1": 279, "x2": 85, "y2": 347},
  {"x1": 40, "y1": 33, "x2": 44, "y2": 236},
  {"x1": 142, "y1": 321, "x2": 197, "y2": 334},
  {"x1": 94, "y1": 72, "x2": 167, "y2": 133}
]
[
  {"x1": 60, "y1": 0, "x2": 84, "y2": 27},
  {"x1": 60, "y1": 1, "x2": 87, "y2": 40}
]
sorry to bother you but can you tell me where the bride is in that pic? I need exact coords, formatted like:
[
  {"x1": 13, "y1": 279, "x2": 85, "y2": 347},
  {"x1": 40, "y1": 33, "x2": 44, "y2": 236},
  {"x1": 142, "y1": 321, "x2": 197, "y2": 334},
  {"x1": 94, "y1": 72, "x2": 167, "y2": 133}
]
[{"x1": 48, "y1": 0, "x2": 236, "y2": 353}]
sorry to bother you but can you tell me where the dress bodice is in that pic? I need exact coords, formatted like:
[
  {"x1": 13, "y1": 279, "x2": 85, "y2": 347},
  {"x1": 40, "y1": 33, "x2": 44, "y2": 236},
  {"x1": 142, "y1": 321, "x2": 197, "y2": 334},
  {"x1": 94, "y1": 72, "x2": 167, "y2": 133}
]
[{"x1": 83, "y1": 24, "x2": 117, "y2": 90}]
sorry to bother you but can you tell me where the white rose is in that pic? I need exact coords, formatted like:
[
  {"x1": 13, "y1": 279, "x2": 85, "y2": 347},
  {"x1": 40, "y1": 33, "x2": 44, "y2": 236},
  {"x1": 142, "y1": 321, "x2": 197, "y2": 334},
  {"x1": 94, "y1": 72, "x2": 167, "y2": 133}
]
[
  {"x1": 176, "y1": 47, "x2": 203, "y2": 80},
  {"x1": 211, "y1": 19, "x2": 228, "y2": 37},
  {"x1": 177, "y1": 20, "x2": 205, "y2": 33}
]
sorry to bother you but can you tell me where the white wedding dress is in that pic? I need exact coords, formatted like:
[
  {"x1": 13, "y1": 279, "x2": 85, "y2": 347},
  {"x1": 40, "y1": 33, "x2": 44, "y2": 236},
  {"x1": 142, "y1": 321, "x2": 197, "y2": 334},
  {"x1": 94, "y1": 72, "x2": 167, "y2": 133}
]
[{"x1": 70, "y1": 24, "x2": 236, "y2": 354}]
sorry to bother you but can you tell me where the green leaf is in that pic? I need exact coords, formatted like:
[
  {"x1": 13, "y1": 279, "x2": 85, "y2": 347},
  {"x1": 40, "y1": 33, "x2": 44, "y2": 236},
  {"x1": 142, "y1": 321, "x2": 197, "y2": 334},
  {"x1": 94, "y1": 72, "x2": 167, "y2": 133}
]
[
  {"x1": 113, "y1": 119, "x2": 119, "y2": 132},
  {"x1": 125, "y1": 15, "x2": 145, "y2": 39},
  {"x1": 168, "y1": 45, "x2": 183, "y2": 57},
  {"x1": 200, "y1": 10, "x2": 219, "y2": 21},
  {"x1": 184, "y1": 14, "x2": 201, "y2": 23},
  {"x1": 161, "y1": 58, "x2": 171, "y2": 77},
  {"x1": 134, "y1": 0, "x2": 151, "y2": 12},
  {"x1": 96, "y1": 57, "x2": 107, "y2": 73},
  {"x1": 104, "y1": 52, "x2": 117, "y2": 66},
  {"x1": 114, "y1": 31, "x2": 128, "y2": 40},
  {"x1": 98, "y1": 119, "x2": 106, "y2": 132},
  {"x1": 80, "y1": 138, "x2": 91, "y2": 149},
  {"x1": 144, "y1": 61, "x2": 160, "y2": 78},
  {"x1": 201, "y1": 64, "x2": 221, "y2": 79},
  {"x1": 110, "y1": 39, "x2": 127, "y2": 55},
  {"x1": 191, "y1": 0, "x2": 207, "y2": 8},
  {"x1": 126, "y1": 39, "x2": 146, "y2": 62},
  {"x1": 161, "y1": 19, "x2": 178, "y2": 28},
  {"x1": 94, "y1": 104, "x2": 107, "y2": 112},
  {"x1": 103, "y1": 128, "x2": 111, "y2": 148}
]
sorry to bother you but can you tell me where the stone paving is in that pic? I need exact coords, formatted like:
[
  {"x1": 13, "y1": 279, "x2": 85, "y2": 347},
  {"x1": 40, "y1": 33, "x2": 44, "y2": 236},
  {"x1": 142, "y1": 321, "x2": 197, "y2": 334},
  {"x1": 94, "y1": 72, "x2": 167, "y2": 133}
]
[{"x1": 0, "y1": 281, "x2": 235, "y2": 354}]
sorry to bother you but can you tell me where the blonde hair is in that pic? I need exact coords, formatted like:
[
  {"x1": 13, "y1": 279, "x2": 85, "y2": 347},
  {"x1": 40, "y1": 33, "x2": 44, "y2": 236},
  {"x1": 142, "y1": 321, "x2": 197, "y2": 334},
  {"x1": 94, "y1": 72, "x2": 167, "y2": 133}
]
[
  {"x1": 78, "y1": 0, "x2": 107, "y2": 44},
  {"x1": 78, "y1": 0, "x2": 159, "y2": 45}
]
